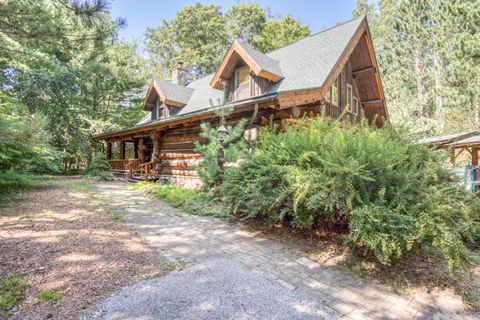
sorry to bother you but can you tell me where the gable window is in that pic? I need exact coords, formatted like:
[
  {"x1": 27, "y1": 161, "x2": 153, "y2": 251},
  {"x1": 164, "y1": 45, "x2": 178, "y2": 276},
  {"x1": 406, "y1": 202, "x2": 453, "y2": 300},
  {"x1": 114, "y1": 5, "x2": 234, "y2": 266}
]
[
  {"x1": 234, "y1": 66, "x2": 250, "y2": 100},
  {"x1": 151, "y1": 106, "x2": 157, "y2": 121},
  {"x1": 352, "y1": 97, "x2": 359, "y2": 115},
  {"x1": 159, "y1": 103, "x2": 169, "y2": 118},
  {"x1": 325, "y1": 78, "x2": 338, "y2": 106},
  {"x1": 151, "y1": 98, "x2": 159, "y2": 121},
  {"x1": 325, "y1": 87, "x2": 331, "y2": 104},
  {"x1": 347, "y1": 84, "x2": 353, "y2": 112},
  {"x1": 332, "y1": 78, "x2": 338, "y2": 106}
]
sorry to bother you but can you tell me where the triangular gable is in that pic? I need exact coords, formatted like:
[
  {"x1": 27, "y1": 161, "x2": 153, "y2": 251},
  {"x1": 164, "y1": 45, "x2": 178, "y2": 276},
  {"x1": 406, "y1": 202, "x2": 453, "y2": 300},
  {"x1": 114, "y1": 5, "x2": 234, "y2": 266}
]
[
  {"x1": 323, "y1": 17, "x2": 388, "y2": 127},
  {"x1": 210, "y1": 40, "x2": 283, "y2": 90},
  {"x1": 315, "y1": 16, "x2": 388, "y2": 127},
  {"x1": 142, "y1": 79, "x2": 194, "y2": 110}
]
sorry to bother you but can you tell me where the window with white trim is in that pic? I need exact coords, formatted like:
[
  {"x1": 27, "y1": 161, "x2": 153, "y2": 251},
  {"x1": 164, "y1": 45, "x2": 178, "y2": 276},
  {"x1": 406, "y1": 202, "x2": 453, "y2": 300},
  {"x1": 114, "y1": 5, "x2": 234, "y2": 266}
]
[
  {"x1": 325, "y1": 87, "x2": 331, "y2": 104},
  {"x1": 234, "y1": 66, "x2": 250, "y2": 100},
  {"x1": 325, "y1": 78, "x2": 338, "y2": 106},
  {"x1": 352, "y1": 97, "x2": 359, "y2": 115},
  {"x1": 159, "y1": 102, "x2": 169, "y2": 118},
  {"x1": 347, "y1": 84, "x2": 353, "y2": 112},
  {"x1": 332, "y1": 78, "x2": 338, "y2": 106}
]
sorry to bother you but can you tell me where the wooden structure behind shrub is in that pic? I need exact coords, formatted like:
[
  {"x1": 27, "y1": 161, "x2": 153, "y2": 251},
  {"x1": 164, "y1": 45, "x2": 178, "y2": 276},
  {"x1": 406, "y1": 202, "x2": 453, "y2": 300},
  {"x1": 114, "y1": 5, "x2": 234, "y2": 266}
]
[{"x1": 95, "y1": 16, "x2": 388, "y2": 187}]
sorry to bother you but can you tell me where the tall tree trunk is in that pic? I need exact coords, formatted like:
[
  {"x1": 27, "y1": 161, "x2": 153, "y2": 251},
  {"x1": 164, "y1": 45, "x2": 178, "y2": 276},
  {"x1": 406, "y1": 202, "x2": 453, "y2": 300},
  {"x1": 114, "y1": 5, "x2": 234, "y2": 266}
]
[
  {"x1": 433, "y1": 49, "x2": 444, "y2": 132},
  {"x1": 414, "y1": 52, "x2": 427, "y2": 117},
  {"x1": 475, "y1": 94, "x2": 479, "y2": 127}
]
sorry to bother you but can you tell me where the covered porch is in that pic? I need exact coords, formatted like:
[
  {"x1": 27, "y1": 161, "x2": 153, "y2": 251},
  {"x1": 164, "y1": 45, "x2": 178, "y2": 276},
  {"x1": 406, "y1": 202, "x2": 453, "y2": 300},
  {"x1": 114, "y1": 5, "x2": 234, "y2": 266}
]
[
  {"x1": 417, "y1": 131, "x2": 480, "y2": 194},
  {"x1": 105, "y1": 130, "x2": 160, "y2": 181}
]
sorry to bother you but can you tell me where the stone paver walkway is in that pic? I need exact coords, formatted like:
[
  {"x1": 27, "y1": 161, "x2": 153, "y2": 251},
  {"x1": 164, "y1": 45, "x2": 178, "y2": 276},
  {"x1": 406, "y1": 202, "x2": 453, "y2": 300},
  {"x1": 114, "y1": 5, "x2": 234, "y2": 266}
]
[{"x1": 95, "y1": 182, "x2": 465, "y2": 320}]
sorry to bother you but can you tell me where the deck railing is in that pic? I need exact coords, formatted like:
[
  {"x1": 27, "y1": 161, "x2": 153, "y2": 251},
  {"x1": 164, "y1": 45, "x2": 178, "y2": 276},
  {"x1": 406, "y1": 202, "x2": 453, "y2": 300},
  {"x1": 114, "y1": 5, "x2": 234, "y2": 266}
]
[
  {"x1": 108, "y1": 159, "x2": 131, "y2": 172},
  {"x1": 125, "y1": 159, "x2": 142, "y2": 179},
  {"x1": 139, "y1": 162, "x2": 155, "y2": 181}
]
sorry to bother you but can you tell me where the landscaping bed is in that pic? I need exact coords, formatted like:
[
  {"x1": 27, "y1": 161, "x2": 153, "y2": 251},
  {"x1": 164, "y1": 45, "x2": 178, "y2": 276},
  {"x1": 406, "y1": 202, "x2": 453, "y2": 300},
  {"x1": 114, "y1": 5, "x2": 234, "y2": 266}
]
[{"x1": 0, "y1": 177, "x2": 166, "y2": 319}]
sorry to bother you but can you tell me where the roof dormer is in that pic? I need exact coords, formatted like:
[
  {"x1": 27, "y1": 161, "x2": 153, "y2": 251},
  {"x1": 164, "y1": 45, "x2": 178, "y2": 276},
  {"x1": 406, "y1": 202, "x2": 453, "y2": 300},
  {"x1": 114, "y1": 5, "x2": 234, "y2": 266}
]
[
  {"x1": 142, "y1": 79, "x2": 194, "y2": 112},
  {"x1": 210, "y1": 40, "x2": 283, "y2": 91}
]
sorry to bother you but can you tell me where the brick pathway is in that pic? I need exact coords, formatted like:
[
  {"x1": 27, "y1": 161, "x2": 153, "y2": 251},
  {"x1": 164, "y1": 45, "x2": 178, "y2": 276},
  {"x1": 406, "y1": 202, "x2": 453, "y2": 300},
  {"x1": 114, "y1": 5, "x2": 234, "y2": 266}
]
[{"x1": 94, "y1": 182, "x2": 468, "y2": 320}]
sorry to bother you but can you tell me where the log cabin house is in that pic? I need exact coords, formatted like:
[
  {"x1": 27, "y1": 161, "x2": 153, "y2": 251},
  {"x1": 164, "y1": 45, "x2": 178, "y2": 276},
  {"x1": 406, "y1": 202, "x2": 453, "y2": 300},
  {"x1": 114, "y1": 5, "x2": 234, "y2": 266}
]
[{"x1": 95, "y1": 15, "x2": 388, "y2": 187}]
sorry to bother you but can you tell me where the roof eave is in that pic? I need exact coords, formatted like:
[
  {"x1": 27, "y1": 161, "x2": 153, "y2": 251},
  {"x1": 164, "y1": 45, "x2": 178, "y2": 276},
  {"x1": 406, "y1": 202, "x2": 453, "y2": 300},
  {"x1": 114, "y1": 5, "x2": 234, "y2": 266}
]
[
  {"x1": 210, "y1": 40, "x2": 283, "y2": 90},
  {"x1": 94, "y1": 93, "x2": 278, "y2": 140}
]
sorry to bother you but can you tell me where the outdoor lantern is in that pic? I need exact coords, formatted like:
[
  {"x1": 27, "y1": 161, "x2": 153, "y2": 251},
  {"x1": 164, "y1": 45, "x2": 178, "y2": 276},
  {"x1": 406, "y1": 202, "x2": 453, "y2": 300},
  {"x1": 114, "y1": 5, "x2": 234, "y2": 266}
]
[
  {"x1": 217, "y1": 125, "x2": 228, "y2": 141},
  {"x1": 243, "y1": 124, "x2": 258, "y2": 142}
]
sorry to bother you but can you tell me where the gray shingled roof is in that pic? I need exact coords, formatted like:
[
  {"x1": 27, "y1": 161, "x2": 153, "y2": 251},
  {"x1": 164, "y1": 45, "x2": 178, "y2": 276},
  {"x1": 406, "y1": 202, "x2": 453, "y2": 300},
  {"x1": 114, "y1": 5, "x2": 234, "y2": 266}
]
[
  {"x1": 267, "y1": 16, "x2": 364, "y2": 93},
  {"x1": 125, "y1": 16, "x2": 365, "y2": 130},
  {"x1": 136, "y1": 114, "x2": 151, "y2": 126},
  {"x1": 154, "y1": 79, "x2": 194, "y2": 105},
  {"x1": 236, "y1": 40, "x2": 283, "y2": 77}
]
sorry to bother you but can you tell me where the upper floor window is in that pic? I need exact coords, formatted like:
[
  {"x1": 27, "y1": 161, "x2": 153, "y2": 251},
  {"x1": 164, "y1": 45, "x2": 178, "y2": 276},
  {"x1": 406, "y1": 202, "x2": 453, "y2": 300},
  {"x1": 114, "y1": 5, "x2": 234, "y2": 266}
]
[
  {"x1": 332, "y1": 78, "x2": 338, "y2": 106},
  {"x1": 151, "y1": 98, "x2": 159, "y2": 120},
  {"x1": 325, "y1": 78, "x2": 338, "y2": 107},
  {"x1": 159, "y1": 103, "x2": 169, "y2": 118},
  {"x1": 352, "y1": 97, "x2": 359, "y2": 115},
  {"x1": 346, "y1": 84, "x2": 353, "y2": 112},
  {"x1": 234, "y1": 66, "x2": 250, "y2": 100}
]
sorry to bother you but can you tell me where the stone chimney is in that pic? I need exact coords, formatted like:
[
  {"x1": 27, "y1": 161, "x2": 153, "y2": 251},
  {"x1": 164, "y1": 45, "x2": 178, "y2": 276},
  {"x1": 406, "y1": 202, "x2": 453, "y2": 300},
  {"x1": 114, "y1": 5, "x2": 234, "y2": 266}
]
[{"x1": 171, "y1": 62, "x2": 189, "y2": 86}]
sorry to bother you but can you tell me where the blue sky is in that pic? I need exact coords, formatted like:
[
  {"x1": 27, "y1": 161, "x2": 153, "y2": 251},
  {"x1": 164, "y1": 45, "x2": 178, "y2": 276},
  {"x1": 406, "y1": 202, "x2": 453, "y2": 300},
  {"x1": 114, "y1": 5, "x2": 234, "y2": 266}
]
[{"x1": 110, "y1": 0, "x2": 358, "y2": 41}]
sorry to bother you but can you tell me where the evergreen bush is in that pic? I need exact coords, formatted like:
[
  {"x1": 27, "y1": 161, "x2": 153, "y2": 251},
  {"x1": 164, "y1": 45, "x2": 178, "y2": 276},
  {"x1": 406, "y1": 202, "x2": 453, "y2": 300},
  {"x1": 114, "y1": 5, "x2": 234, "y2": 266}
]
[
  {"x1": 85, "y1": 154, "x2": 113, "y2": 180},
  {"x1": 193, "y1": 117, "x2": 247, "y2": 191},
  {"x1": 220, "y1": 120, "x2": 479, "y2": 272}
]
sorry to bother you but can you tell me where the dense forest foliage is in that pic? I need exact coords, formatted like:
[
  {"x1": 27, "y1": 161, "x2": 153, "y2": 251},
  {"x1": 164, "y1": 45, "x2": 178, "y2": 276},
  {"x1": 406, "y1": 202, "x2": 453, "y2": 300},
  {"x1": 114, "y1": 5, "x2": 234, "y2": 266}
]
[
  {"x1": 0, "y1": 0, "x2": 310, "y2": 173},
  {"x1": 0, "y1": 0, "x2": 145, "y2": 172},
  {"x1": 354, "y1": 0, "x2": 480, "y2": 136},
  {"x1": 1, "y1": 0, "x2": 479, "y2": 173}
]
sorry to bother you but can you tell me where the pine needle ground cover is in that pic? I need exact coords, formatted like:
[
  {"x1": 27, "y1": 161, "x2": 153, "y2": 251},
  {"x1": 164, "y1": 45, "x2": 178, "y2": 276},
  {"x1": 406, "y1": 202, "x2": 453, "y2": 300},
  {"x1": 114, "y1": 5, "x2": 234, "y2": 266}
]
[
  {"x1": 0, "y1": 172, "x2": 52, "y2": 205},
  {"x1": 220, "y1": 121, "x2": 480, "y2": 274}
]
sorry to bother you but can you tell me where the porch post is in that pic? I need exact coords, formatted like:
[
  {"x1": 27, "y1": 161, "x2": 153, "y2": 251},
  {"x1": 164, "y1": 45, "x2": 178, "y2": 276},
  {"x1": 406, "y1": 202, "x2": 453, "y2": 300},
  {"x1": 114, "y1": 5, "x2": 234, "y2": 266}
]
[
  {"x1": 151, "y1": 130, "x2": 162, "y2": 173},
  {"x1": 472, "y1": 147, "x2": 479, "y2": 166},
  {"x1": 450, "y1": 148, "x2": 455, "y2": 166},
  {"x1": 138, "y1": 138, "x2": 145, "y2": 162},
  {"x1": 106, "y1": 141, "x2": 112, "y2": 160},
  {"x1": 133, "y1": 139, "x2": 138, "y2": 159},
  {"x1": 119, "y1": 141, "x2": 126, "y2": 159}
]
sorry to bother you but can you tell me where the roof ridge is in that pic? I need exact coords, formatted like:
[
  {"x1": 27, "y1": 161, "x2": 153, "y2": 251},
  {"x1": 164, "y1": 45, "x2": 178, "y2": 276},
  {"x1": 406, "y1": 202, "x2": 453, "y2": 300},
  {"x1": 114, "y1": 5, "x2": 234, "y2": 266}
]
[
  {"x1": 160, "y1": 15, "x2": 366, "y2": 89},
  {"x1": 154, "y1": 78, "x2": 194, "y2": 90},
  {"x1": 266, "y1": 14, "x2": 366, "y2": 55},
  {"x1": 235, "y1": 39, "x2": 281, "y2": 63}
]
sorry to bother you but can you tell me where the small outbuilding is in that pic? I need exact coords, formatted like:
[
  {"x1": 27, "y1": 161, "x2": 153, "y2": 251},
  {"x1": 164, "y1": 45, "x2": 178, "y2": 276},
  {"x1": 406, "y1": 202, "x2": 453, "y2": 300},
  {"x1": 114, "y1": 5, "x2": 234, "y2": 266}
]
[{"x1": 416, "y1": 131, "x2": 480, "y2": 193}]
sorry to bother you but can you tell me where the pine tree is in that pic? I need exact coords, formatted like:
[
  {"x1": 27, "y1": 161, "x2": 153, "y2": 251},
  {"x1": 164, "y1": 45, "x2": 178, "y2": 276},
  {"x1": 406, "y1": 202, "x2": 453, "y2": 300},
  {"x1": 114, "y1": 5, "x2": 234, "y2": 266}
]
[{"x1": 359, "y1": 0, "x2": 480, "y2": 137}]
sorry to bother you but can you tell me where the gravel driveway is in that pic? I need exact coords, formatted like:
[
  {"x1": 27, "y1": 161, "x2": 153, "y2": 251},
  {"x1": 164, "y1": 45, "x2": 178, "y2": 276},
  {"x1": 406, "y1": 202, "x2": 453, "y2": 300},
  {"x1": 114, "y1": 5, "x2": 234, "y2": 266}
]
[{"x1": 85, "y1": 259, "x2": 339, "y2": 320}]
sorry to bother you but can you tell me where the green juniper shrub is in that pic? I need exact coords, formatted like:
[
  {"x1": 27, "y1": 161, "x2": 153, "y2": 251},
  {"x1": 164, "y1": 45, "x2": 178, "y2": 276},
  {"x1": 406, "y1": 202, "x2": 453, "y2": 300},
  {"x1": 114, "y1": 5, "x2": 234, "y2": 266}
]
[
  {"x1": 193, "y1": 117, "x2": 248, "y2": 192},
  {"x1": 85, "y1": 154, "x2": 113, "y2": 181},
  {"x1": 220, "y1": 120, "x2": 479, "y2": 273}
]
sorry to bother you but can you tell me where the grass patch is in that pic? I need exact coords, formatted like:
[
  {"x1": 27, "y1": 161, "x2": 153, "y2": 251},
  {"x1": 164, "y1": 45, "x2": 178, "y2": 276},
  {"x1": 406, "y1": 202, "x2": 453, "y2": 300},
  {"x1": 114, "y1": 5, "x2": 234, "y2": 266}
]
[
  {"x1": 100, "y1": 203, "x2": 125, "y2": 222},
  {"x1": 0, "y1": 277, "x2": 27, "y2": 310},
  {"x1": 0, "y1": 171, "x2": 52, "y2": 205},
  {"x1": 36, "y1": 290, "x2": 62, "y2": 304},
  {"x1": 111, "y1": 210, "x2": 125, "y2": 222},
  {"x1": 41, "y1": 210, "x2": 54, "y2": 216},
  {"x1": 164, "y1": 261, "x2": 184, "y2": 272},
  {"x1": 70, "y1": 180, "x2": 94, "y2": 193},
  {"x1": 132, "y1": 182, "x2": 227, "y2": 218}
]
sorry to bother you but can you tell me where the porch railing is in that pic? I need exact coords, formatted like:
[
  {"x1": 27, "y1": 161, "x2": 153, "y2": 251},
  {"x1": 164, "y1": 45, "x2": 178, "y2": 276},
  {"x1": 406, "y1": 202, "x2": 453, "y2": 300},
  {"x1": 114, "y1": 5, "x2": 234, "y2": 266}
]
[
  {"x1": 125, "y1": 159, "x2": 142, "y2": 179},
  {"x1": 139, "y1": 162, "x2": 155, "y2": 181},
  {"x1": 108, "y1": 159, "x2": 132, "y2": 172}
]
